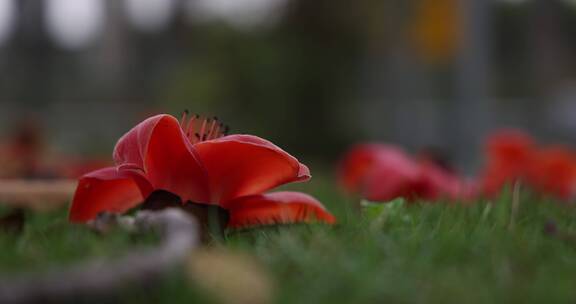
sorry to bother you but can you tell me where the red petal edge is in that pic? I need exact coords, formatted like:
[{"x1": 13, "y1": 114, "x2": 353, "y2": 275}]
[
  {"x1": 69, "y1": 167, "x2": 144, "y2": 223},
  {"x1": 194, "y1": 135, "x2": 310, "y2": 204},
  {"x1": 226, "y1": 191, "x2": 336, "y2": 229},
  {"x1": 113, "y1": 114, "x2": 210, "y2": 203}
]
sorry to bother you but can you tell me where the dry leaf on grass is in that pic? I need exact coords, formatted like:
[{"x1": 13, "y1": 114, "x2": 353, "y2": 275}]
[{"x1": 187, "y1": 248, "x2": 274, "y2": 304}]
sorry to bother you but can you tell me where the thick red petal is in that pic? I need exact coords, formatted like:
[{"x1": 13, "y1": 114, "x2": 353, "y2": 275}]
[
  {"x1": 113, "y1": 114, "x2": 210, "y2": 203},
  {"x1": 69, "y1": 167, "x2": 144, "y2": 223},
  {"x1": 339, "y1": 144, "x2": 420, "y2": 201},
  {"x1": 226, "y1": 191, "x2": 336, "y2": 229},
  {"x1": 194, "y1": 135, "x2": 310, "y2": 204},
  {"x1": 113, "y1": 115, "x2": 165, "y2": 169}
]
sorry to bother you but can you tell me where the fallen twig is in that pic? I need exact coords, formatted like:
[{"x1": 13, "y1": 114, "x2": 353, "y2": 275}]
[
  {"x1": 0, "y1": 208, "x2": 199, "y2": 303},
  {"x1": 0, "y1": 179, "x2": 76, "y2": 210}
]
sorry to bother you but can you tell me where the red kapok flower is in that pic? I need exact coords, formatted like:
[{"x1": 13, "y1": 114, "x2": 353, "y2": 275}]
[
  {"x1": 525, "y1": 146, "x2": 576, "y2": 200},
  {"x1": 480, "y1": 129, "x2": 536, "y2": 197},
  {"x1": 338, "y1": 144, "x2": 420, "y2": 201},
  {"x1": 338, "y1": 143, "x2": 474, "y2": 202},
  {"x1": 69, "y1": 113, "x2": 336, "y2": 228}
]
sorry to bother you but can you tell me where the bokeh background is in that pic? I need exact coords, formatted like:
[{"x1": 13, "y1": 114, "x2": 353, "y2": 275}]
[{"x1": 1, "y1": 0, "x2": 576, "y2": 174}]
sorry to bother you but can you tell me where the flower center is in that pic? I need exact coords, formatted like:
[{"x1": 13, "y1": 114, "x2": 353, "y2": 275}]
[
  {"x1": 180, "y1": 110, "x2": 229, "y2": 144},
  {"x1": 141, "y1": 190, "x2": 230, "y2": 242}
]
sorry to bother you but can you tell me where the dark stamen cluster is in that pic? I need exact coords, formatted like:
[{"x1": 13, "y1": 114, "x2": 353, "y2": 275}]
[{"x1": 180, "y1": 110, "x2": 230, "y2": 144}]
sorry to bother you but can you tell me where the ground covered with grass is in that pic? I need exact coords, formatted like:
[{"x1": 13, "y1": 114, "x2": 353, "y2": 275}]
[{"x1": 1, "y1": 179, "x2": 576, "y2": 303}]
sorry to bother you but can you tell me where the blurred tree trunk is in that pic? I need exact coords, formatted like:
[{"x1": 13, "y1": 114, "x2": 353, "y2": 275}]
[
  {"x1": 9, "y1": 0, "x2": 52, "y2": 107},
  {"x1": 528, "y1": 0, "x2": 568, "y2": 139},
  {"x1": 452, "y1": 0, "x2": 493, "y2": 173}
]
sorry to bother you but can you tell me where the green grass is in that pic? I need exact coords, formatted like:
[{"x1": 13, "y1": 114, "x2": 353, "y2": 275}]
[{"x1": 2, "y1": 179, "x2": 576, "y2": 303}]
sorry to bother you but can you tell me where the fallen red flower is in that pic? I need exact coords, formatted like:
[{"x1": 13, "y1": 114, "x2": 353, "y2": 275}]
[
  {"x1": 338, "y1": 144, "x2": 420, "y2": 201},
  {"x1": 525, "y1": 146, "x2": 576, "y2": 200},
  {"x1": 69, "y1": 114, "x2": 336, "y2": 228},
  {"x1": 338, "y1": 143, "x2": 472, "y2": 202},
  {"x1": 480, "y1": 129, "x2": 576, "y2": 200},
  {"x1": 480, "y1": 129, "x2": 536, "y2": 197}
]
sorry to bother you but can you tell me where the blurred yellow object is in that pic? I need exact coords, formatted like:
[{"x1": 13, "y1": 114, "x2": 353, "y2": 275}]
[
  {"x1": 187, "y1": 248, "x2": 274, "y2": 304},
  {"x1": 411, "y1": 0, "x2": 460, "y2": 63},
  {"x1": 0, "y1": 179, "x2": 76, "y2": 210}
]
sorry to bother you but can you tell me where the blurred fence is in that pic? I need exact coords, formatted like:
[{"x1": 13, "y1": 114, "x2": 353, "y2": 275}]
[{"x1": 2, "y1": 0, "x2": 576, "y2": 173}]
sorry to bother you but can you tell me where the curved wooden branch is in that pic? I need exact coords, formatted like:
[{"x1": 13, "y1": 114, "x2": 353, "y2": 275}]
[
  {"x1": 0, "y1": 208, "x2": 199, "y2": 303},
  {"x1": 0, "y1": 179, "x2": 76, "y2": 210}
]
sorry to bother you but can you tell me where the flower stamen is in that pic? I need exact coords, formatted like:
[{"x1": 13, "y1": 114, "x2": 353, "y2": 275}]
[
  {"x1": 186, "y1": 114, "x2": 199, "y2": 138},
  {"x1": 180, "y1": 111, "x2": 229, "y2": 144},
  {"x1": 180, "y1": 110, "x2": 189, "y2": 129}
]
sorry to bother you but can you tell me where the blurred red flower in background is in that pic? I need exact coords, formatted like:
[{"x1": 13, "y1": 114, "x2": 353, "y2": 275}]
[
  {"x1": 480, "y1": 129, "x2": 576, "y2": 200},
  {"x1": 69, "y1": 113, "x2": 336, "y2": 229},
  {"x1": 480, "y1": 129, "x2": 535, "y2": 197},
  {"x1": 525, "y1": 147, "x2": 576, "y2": 200},
  {"x1": 338, "y1": 144, "x2": 420, "y2": 201},
  {"x1": 338, "y1": 143, "x2": 474, "y2": 203},
  {"x1": 339, "y1": 130, "x2": 576, "y2": 204}
]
